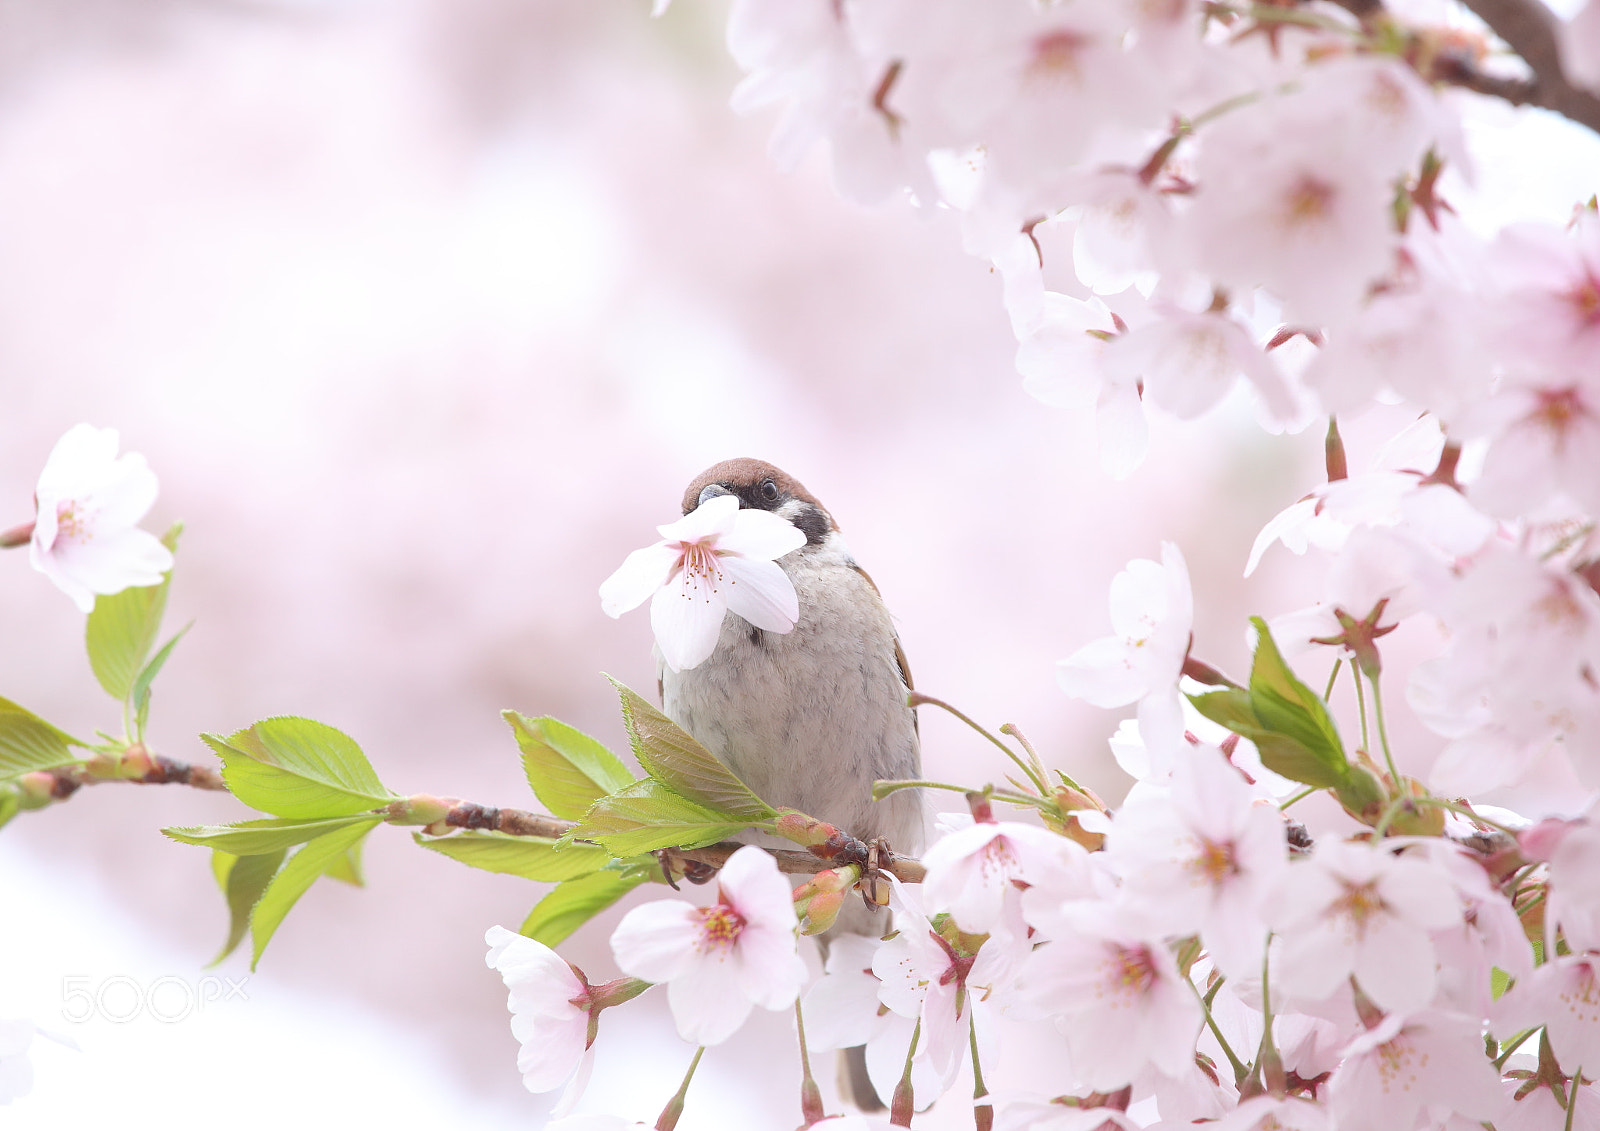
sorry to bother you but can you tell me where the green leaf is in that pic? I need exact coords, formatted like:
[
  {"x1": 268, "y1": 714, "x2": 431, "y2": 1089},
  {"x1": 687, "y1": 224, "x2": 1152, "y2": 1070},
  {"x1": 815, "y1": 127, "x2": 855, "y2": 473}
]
[
  {"x1": 85, "y1": 524, "x2": 180, "y2": 702},
  {"x1": 414, "y1": 829, "x2": 612, "y2": 882},
  {"x1": 0, "y1": 785, "x2": 19, "y2": 830},
  {"x1": 163, "y1": 815, "x2": 378, "y2": 855},
  {"x1": 249, "y1": 818, "x2": 380, "y2": 969},
  {"x1": 1246, "y1": 618, "x2": 1349, "y2": 784},
  {"x1": 0, "y1": 708, "x2": 85, "y2": 778},
  {"x1": 132, "y1": 622, "x2": 192, "y2": 741},
  {"x1": 1187, "y1": 622, "x2": 1351, "y2": 790},
  {"x1": 1490, "y1": 966, "x2": 1511, "y2": 1001},
  {"x1": 209, "y1": 848, "x2": 285, "y2": 966},
  {"x1": 506, "y1": 711, "x2": 633, "y2": 820},
  {"x1": 203, "y1": 717, "x2": 395, "y2": 819},
  {"x1": 609, "y1": 677, "x2": 773, "y2": 820},
  {"x1": 566, "y1": 778, "x2": 748, "y2": 856},
  {"x1": 519, "y1": 869, "x2": 646, "y2": 948},
  {"x1": 323, "y1": 839, "x2": 365, "y2": 887}
]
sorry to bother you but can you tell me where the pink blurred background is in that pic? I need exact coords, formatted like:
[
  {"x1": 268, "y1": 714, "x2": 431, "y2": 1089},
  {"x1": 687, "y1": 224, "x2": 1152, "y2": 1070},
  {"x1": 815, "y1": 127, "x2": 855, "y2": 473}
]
[{"x1": 0, "y1": 1, "x2": 1595, "y2": 1126}]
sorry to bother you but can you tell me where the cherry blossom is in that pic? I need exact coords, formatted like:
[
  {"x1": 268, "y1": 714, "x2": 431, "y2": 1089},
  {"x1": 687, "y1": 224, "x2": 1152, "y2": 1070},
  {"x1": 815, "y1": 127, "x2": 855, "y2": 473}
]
[
  {"x1": 609, "y1": 845, "x2": 806, "y2": 1045},
  {"x1": 920, "y1": 818, "x2": 1080, "y2": 935},
  {"x1": 872, "y1": 878, "x2": 1008, "y2": 1088},
  {"x1": 1057, "y1": 542, "x2": 1192, "y2": 755},
  {"x1": 1016, "y1": 904, "x2": 1203, "y2": 1089},
  {"x1": 1105, "y1": 745, "x2": 1288, "y2": 979},
  {"x1": 27, "y1": 423, "x2": 174, "y2": 614},
  {"x1": 599, "y1": 493, "x2": 806, "y2": 672},
  {"x1": 1266, "y1": 839, "x2": 1461, "y2": 1014},
  {"x1": 1327, "y1": 1011, "x2": 1505, "y2": 1131},
  {"x1": 1497, "y1": 955, "x2": 1600, "y2": 1077},
  {"x1": 484, "y1": 925, "x2": 595, "y2": 1098}
]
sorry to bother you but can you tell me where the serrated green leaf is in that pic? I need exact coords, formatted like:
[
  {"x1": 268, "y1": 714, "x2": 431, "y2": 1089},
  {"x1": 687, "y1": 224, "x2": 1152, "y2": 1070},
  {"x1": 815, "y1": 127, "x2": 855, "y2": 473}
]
[
  {"x1": 1189, "y1": 688, "x2": 1349, "y2": 790},
  {"x1": 519, "y1": 869, "x2": 646, "y2": 948},
  {"x1": 85, "y1": 524, "x2": 180, "y2": 702},
  {"x1": 566, "y1": 777, "x2": 748, "y2": 856},
  {"x1": 1187, "y1": 624, "x2": 1351, "y2": 790},
  {"x1": 203, "y1": 717, "x2": 394, "y2": 819},
  {"x1": 324, "y1": 839, "x2": 365, "y2": 887},
  {"x1": 0, "y1": 709, "x2": 85, "y2": 778},
  {"x1": 1247, "y1": 618, "x2": 1349, "y2": 783},
  {"x1": 505, "y1": 711, "x2": 633, "y2": 820},
  {"x1": 163, "y1": 815, "x2": 377, "y2": 855},
  {"x1": 132, "y1": 622, "x2": 192, "y2": 741},
  {"x1": 414, "y1": 829, "x2": 611, "y2": 882},
  {"x1": 609, "y1": 677, "x2": 773, "y2": 820},
  {"x1": 249, "y1": 819, "x2": 380, "y2": 969},
  {"x1": 210, "y1": 848, "x2": 285, "y2": 966}
]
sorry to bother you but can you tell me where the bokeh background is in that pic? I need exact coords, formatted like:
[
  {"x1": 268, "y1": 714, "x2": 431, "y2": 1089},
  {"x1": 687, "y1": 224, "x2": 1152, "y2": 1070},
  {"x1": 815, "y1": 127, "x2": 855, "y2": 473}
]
[{"x1": 0, "y1": 1, "x2": 1597, "y2": 1126}]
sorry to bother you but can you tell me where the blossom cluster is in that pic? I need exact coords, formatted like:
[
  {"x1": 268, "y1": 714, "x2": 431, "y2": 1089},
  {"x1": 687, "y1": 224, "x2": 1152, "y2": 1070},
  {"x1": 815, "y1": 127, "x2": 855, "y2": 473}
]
[{"x1": 468, "y1": 1, "x2": 1600, "y2": 1125}]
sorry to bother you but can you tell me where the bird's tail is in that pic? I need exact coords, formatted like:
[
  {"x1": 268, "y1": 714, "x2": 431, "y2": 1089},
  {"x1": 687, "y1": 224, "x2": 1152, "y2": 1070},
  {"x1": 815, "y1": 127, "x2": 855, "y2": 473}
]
[{"x1": 838, "y1": 1044, "x2": 883, "y2": 1112}]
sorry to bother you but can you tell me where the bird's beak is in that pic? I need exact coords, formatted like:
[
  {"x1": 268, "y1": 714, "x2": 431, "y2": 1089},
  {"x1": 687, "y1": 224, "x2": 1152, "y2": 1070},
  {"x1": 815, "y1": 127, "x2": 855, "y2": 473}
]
[{"x1": 697, "y1": 484, "x2": 734, "y2": 507}]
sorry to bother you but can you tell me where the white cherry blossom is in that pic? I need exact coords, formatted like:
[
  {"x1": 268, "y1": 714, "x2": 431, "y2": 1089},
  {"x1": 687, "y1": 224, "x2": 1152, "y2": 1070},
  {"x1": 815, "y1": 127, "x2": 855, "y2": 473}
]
[
  {"x1": 1105, "y1": 745, "x2": 1288, "y2": 979},
  {"x1": 484, "y1": 925, "x2": 593, "y2": 1098},
  {"x1": 599, "y1": 493, "x2": 806, "y2": 672},
  {"x1": 609, "y1": 845, "x2": 806, "y2": 1046},
  {"x1": 1266, "y1": 839, "x2": 1460, "y2": 1014},
  {"x1": 1497, "y1": 954, "x2": 1600, "y2": 1077},
  {"x1": 920, "y1": 818, "x2": 1079, "y2": 935},
  {"x1": 28, "y1": 423, "x2": 174, "y2": 614},
  {"x1": 1327, "y1": 1011, "x2": 1506, "y2": 1131},
  {"x1": 1058, "y1": 542, "x2": 1192, "y2": 752},
  {"x1": 1016, "y1": 903, "x2": 1203, "y2": 1089}
]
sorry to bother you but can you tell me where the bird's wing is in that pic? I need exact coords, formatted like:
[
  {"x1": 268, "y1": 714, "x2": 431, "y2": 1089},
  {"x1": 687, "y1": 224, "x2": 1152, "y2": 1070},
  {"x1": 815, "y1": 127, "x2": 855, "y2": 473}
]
[{"x1": 852, "y1": 564, "x2": 917, "y2": 736}]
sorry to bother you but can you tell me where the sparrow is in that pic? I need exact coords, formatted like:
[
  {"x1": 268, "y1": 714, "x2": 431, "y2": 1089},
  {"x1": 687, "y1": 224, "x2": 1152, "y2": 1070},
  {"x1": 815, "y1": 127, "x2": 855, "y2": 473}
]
[{"x1": 658, "y1": 458, "x2": 923, "y2": 1110}]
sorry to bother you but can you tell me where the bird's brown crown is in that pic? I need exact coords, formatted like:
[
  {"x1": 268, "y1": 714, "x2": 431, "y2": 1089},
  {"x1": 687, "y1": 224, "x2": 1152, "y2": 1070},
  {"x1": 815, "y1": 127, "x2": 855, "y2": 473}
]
[{"x1": 681, "y1": 459, "x2": 826, "y2": 517}]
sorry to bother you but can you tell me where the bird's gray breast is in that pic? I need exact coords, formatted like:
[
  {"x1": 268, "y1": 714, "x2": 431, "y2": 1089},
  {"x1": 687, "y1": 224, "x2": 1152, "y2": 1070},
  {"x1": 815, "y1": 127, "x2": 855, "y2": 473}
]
[{"x1": 658, "y1": 541, "x2": 923, "y2": 852}]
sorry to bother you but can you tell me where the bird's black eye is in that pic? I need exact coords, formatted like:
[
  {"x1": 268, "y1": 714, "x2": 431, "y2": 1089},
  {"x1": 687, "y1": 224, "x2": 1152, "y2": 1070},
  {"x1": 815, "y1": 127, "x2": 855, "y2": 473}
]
[{"x1": 760, "y1": 479, "x2": 779, "y2": 503}]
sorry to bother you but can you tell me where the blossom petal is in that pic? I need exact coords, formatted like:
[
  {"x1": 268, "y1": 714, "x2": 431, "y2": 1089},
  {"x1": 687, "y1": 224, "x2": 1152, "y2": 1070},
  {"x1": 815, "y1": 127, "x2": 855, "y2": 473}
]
[
  {"x1": 721, "y1": 555, "x2": 800, "y2": 633},
  {"x1": 666, "y1": 955, "x2": 755, "y2": 1045},
  {"x1": 720, "y1": 506, "x2": 808, "y2": 561},
  {"x1": 656, "y1": 492, "x2": 740, "y2": 542},
  {"x1": 599, "y1": 543, "x2": 680, "y2": 618},
  {"x1": 650, "y1": 567, "x2": 727, "y2": 671},
  {"x1": 610, "y1": 900, "x2": 702, "y2": 983}
]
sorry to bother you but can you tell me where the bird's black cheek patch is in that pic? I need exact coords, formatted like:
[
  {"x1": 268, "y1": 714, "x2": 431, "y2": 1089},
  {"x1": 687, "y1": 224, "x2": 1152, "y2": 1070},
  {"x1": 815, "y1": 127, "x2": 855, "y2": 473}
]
[
  {"x1": 791, "y1": 503, "x2": 829, "y2": 546},
  {"x1": 749, "y1": 624, "x2": 765, "y2": 648}
]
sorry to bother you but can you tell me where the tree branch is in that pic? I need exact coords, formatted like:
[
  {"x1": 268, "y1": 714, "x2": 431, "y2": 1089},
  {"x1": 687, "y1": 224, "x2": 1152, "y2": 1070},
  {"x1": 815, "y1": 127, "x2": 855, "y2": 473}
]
[{"x1": 1436, "y1": 0, "x2": 1600, "y2": 132}]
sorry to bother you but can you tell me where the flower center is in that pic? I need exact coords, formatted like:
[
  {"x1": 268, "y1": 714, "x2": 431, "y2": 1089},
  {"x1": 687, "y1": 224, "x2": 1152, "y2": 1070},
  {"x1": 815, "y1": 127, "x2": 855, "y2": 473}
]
[
  {"x1": 55, "y1": 500, "x2": 88, "y2": 542},
  {"x1": 678, "y1": 540, "x2": 724, "y2": 598},
  {"x1": 1282, "y1": 174, "x2": 1335, "y2": 229},
  {"x1": 1029, "y1": 30, "x2": 1089, "y2": 83},
  {"x1": 696, "y1": 902, "x2": 746, "y2": 953},
  {"x1": 1189, "y1": 837, "x2": 1239, "y2": 885},
  {"x1": 1332, "y1": 879, "x2": 1384, "y2": 937},
  {"x1": 1108, "y1": 943, "x2": 1158, "y2": 998},
  {"x1": 1375, "y1": 1031, "x2": 1422, "y2": 1089},
  {"x1": 1565, "y1": 272, "x2": 1600, "y2": 326},
  {"x1": 1531, "y1": 386, "x2": 1587, "y2": 451}
]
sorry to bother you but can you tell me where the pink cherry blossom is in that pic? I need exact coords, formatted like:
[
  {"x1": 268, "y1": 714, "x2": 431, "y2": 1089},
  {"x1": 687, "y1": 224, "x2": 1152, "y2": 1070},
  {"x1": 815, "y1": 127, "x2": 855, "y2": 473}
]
[
  {"x1": 1058, "y1": 542, "x2": 1192, "y2": 753},
  {"x1": 921, "y1": 819, "x2": 1080, "y2": 935},
  {"x1": 1105, "y1": 746, "x2": 1288, "y2": 979},
  {"x1": 598, "y1": 492, "x2": 806, "y2": 672},
  {"x1": 1101, "y1": 308, "x2": 1294, "y2": 425},
  {"x1": 1327, "y1": 1011, "x2": 1505, "y2": 1131},
  {"x1": 872, "y1": 879, "x2": 1008, "y2": 1089},
  {"x1": 609, "y1": 845, "x2": 806, "y2": 1046},
  {"x1": 1497, "y1": 954, "x2": 1600, "y2": 1077},
  {"x1": 1016, "y1": 904, "x2": 1203, "y2": 1090},
  {"x1": 28, "y1": 423, "x2": 174, "y2": 614},
  {"x1": 484, "y1": 925, "x2": 592, "y2": 1097},
  {"x1": 1266, "y1": 839, "x2": 1461, "y2": 1014}
]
